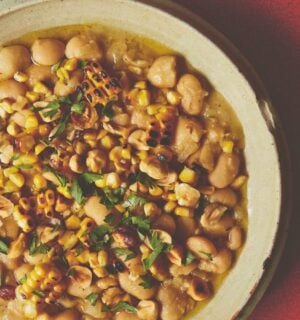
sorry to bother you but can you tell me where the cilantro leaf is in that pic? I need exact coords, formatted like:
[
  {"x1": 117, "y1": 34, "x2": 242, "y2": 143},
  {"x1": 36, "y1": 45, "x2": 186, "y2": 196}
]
[
  {"x1": 121, "y1": 214, "x2": 150, "y2": 240},
  {"x1": 71, "y1": 102, "x2": 85, "y2": 114},
  {"x1": 111, "y1": 302, "x2": 137, "y2": 313},
  {"x1": 11, "y1": 153, "x2": 21, "y2": 161},
  {"x1": 79, "y1": 60, "x2": 88, "y2": 69},
  {"x1": 100, "y1": 187, "x2": 125, "y2": 208},
  {"x1": 143, "y1": 231, "x2": 172, "y2": 270},
  {"x1": 128, "y1": 171, "x2": 156, "y2": 189},
  {"x1": 123, "y1": 194, "x2": 147, "y2": 210},
  {"x1": 183, "y1": 251, "x2": 196, "y2": 265},
  {"x1": 32, "y1": 290, "x2": 45, "y2": 298},
  {"x1": 88, "y1": 225, "x2": 112, "y2": 251},
  {"x1": 80, "y1": 172, "x2": 103, "y2": 184},
  {"x1": 86, "y1": 292, "x2": 99, "y2": 306},
  {"x1": 44, "y1": 165, "x2": 67, "y2": 187},
  {"x1": 29, "y1": 233, "x2": 50, "y2": 256},
  {"x1": 71, "y1": 178, "x2": 85, "y2": 205},
  {"x1": 51, "y1": 61, "x2": 61, "y2": 72},
  {"x1": 48, "y1": 114, "x2": 70, "y2": 141},
  {"x1": 112, "y1": 247, "x2": 136, "y2": 261},
  {"x1": 101, "y1": 101, "x2": 115, "y2": 118},
  {"x1": 199, "y1": 251, "x2": 213, "y2": 261},
  {"x1": 0, "y1": 239, "x2": 9, "y2": 255},
  {"x1": 18, "y1": 274, "x2": 27, "y2": 285},
  {"x1": 139, "y1": 274, "x2": 156, "y2": 289}
]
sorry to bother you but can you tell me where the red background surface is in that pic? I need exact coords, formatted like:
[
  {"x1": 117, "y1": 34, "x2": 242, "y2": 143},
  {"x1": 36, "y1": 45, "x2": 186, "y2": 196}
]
[{"x1": 174, "y1": 0, "x2": 300, "y2": 319}]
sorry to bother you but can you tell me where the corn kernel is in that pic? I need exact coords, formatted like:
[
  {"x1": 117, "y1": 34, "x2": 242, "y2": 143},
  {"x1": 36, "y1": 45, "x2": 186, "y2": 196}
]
[
  {"x1": 95, "y1": 176, "x2": 107, "y2": 188},
  {"x1": 64, "y1": 58, "x2": 78, "y2": 71},
  {"x1": 33, "y1": 82, "x2": 51, "y2": 95},
  {"x1": 58, "y1": 231, "x2": 78, "y2": 250},
  {"x1": 13, "y1": 154, "x2": 38, "y2": 167},
  {"x1": 7, "y1": 121, "x2": 20, "y2": 137},
  {"x1": 25, "y1": 115, "x2": 39, "y2": 130},
  {"x1": 56, "y1": 185, "x2": 72, "y2": 199},
  {"x1": 167, "y1": 193, "x2": 177, "y2": 201},
  {"x1": 137, "y1": 150, "x2": 147, "y2": 160},
  {"x1": 3, "y1": 166, "x2": 18, "y2": 178},
  {"x1": 149, "y1": 185, "x2": 163, "y2": 196},
  {"x1": 121, "y1": 148, "x2": 131, "y2": 160},
  {"x1": 38, "y1": 124, "x2": 50, "y2": 137},
  {"x1": 65, "y1": 215, "x2": 81, "y2": 230},
  {"x1": 137, "y1": 89, "x2": 151, "y2": 107},
  {"x1": 101, "y1": 135, "x2": 117, "y2": 149},
  {"x1": 33, "y1": 174, "x2": 47, "y2": 190},
  {"x1": 140, "y1": 244, "x2": 151, "y2": 260},
  {"x1": 221, "y1": 140, "x2": 234, "y2": 153},
  {"x1": 115, "y1": 204, "x2": 126, "y2": 213},
  {"x1": 97, "y1": 129, "x2": 108, "y2": 140},
  {"x1": 175, "y1": 206, "x2": 193, "y2": 217},
  {"x1": 26, "y1": 91, "x2": 40, "y2": 102},
  {"x1": 144, "y1": 202, "x2": 160, "y2": 217},
  {"x1": 76, "y1": 249, "x2": 90, "y2": 264},
  {"x1": 4, "y1": 180, "x2": 19, "y2": 193},
  {"x1": 134, "y1": 81, "x2": 147, "y2": 89},
  {"x1": 166, "y1": 90, "x2": 181, "y2": 105},
  {"x1": 9, "y1": 172, "x2": 25, "y2": 188},
  {"x1": 56, "y1": 67, "x2": 69, "y2": 82},
  {"x1": 1, "y1": 100, "x2": 14, "y2": 114},
  {"x1": 164, "y1": 201, "x2": 177, "y2": 213},
  {"x1": 106, "y1": 172, "x2": 121, "y2": 189},
  {"x1": 34, "y1": 264, "x2": 49, "y2": 277},
  {"x1": 14, "y1": 71, "x2": 28, "y2": 83},
  {"x1": 147, "y1": 104, "x2": 163, "y2": 115},
  {"x1": 35, "y1": 143, "x2": 46, "y2": 155},
  {"x1": 98, "y1": 250, "x2": 108, "y2": 267},
  {"x1": 179, "y1": 167, "x2": 197, "y2": 184}
]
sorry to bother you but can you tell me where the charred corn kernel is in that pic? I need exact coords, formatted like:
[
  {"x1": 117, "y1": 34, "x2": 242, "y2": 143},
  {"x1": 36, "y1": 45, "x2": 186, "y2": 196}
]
[
  {"x1": 36, "y1": 193, "x2": 47, "y2": 209},
  {"x1": 48, "y1": 269, "x2": 62, "y2": 282},
  {"x1": 167, "y1": 193, "x2": 177, "y2": 201},
  {"x1": 115, "y1": 204, "x2": 126, "y2": 213},
  {"x1": 84, "y1": 131, "x2": 97, "y2": 141},
  {"x1": 35, "y1": 143, "x2": 46, "y2": 155},
  {"x1": 65, "y1": 215, "x2": 81, "y2": 230},
  {"x1": 179, "y1": 167, "x2": 197, "y2": 184},
  {"x1": 95, "y1": 176, "x2": 106, "y2": 188},
  {"x1": 64, "y1": 58, "x2": 78, "y2": 71},
  {"x1": 77, "y1": 249, "x2": 90, "y2": 264},
  {"x1": 128, "y1": 88, "x2": 139, "y2": 100},
  {"x1": 137, "y1": 89, "x2": 151, "y2": 107},
  {"x1": 93, "y1": 266, "x2": 107, "y2": 278},
  {"x1": 25, "y1": 115, "x2": 39, "y2": 130},
  {"x1": 14, "y1": 71, "x2": 28, "y2": 83},
  {"x1": 81, "y1": 217, "x2": 94, "y2": 230},
  {"x1": 221, "y1": 140, "x2": 234, "y2": 153},
  {"x1": 38, "y1": 124, "x2": 50, "y2": 136},
  {"x1": 26, "y1": 91, "x2": 40, "y2": 102},
  {"x1": 58, "y1": 231, "x2": 78, "y2": 250},
  {"x1": 1, "y1": 100, "x2": 13, "y2": 114},
  {"x1": 56, "y1": 67, "x2": 69, "y2": 81},
  {"x1": 3, "y1": 166, "x2": 18, "y2": 178},
  {"x1": 97, "y1": 129, "x2": 108, "y2": 140},
  {"x1": 147, "y1": 104, "x2": 163, "y2": 115},
  {"x1": 164, "y1": 201, "x2": 177, "y2": 213},
  {"x1": 98, "y1": 250, "x2": 108, "y2": 267},
  {"x1": 4, "y1": 180, "x2": 19, "y2": 193},
  {"x1": 149, "y1": 185, "x2": 163, "y2": 196},
  {"x1": 175, "y1": 206, "x2": 193, "y2": 217},
  {"x1": 166, "y1": 90, "x2": 181, "y2": 105},
  {"x1": 101, "y1": 135, "x2": 117, "y2": 149},
  {"x1": 57, "y1": 185, "x2": 72, "y2": 199},
  {"x1": 33, "y1": 82, "x2": 51, "y2": 95},
  {"x1": 9, "y1": 172, "x2": 25, "y2": 188},
  {"x1": 106, "y1": 172, "x2": 121, "y2": 189},
  {"x1": 144, "y1": 202, "x2": 160, "y2": 217},
  {"x1": 7, "y1": 121, "x2": 20, "y2": 136},
  {"x1": 137, "y1": 150, "x2": 147, "y2": 160},
  {"x1": 33, "y1": 174, "x2": 47, "y2": 190},
  {"x1": 134, "y1": 81, "x2": 147, "y2": 89},
  {"x1": 88, "y1": 252, "x2": 98, "y2": 268}
]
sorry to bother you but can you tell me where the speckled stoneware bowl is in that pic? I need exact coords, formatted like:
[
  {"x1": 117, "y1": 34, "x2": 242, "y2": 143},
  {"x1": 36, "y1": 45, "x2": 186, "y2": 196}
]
[{"x1": 0, "y1": 0, "x2": 291, "y2": 319}]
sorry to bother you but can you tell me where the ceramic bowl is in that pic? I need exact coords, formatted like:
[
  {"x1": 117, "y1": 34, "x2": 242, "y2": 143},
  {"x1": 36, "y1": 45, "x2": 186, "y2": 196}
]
[{"x1": 0, "y1": 0, "x2": 291, "y2": 319}]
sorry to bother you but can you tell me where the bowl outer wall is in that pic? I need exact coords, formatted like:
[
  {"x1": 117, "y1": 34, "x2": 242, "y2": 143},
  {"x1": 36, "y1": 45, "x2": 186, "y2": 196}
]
[{"x1": 0, "y1": 1, "x2": 292, "y2": 319}]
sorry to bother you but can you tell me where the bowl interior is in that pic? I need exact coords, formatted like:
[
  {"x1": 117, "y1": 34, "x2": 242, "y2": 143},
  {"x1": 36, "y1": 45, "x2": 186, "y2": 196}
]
[{"x1": 0, "y1": 1, "x2": 282, "y2": 319}]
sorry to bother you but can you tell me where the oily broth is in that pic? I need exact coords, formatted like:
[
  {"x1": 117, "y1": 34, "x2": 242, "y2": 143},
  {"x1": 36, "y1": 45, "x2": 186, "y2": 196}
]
[{"x1": 2, "y1": 24, "x2": 247, "y2": 319}]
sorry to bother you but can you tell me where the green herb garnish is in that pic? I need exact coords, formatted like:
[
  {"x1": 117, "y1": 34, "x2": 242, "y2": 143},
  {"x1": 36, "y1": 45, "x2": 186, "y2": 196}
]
[
  {"x1": 45, "y1": 165, "x2": 67, "y2": 187},
  {"x1": 70, "y1": 178, "x2": 85, "y2": 205},
  {"x1": 49, "y1": 113, "x2": 70, "y2": 141},
  {"x1": 142, "y1": 231, "x2": 172, "y2": 270},
  {"x1": 195, "y1": 195, "x2": 209, "y2": 219},
  {"x1": 100, "y1": 187, "x2": 125, "y2": 208},
  {"x1": 113, "y1": 247, "x2": 136, "y2": 261},
  {"x1": 183, "y1": 251, "x2": 196, "y2": 265},
  {"x1": 71, "y1": 102, "x2": 85, "y2": 114},
  {"x1": 79, "y1": 60, "x2": 88, "y2": 69},
  {"x1": 32, "y1": 290, "x2": 45, "y2": 298},
  {"x1": 80, "y1": 172, "x2": 103, "y2": 184},
  {"x1": 0, "y1": 239, "x2": 9, "y2": 255},
  {"x1": 86, "y1": 292, "x2": 99, "y2": 306},
  {"x1": 129, "y1": 171, "x2": 156, "y2": 188},
  {"x1": 19, "y1": 274, "x2": 27, "y2": 285},
  {"x1": 101, "y1": 101, "x2": 115, "y2": 118},
  {"x1": 11, "y1": 153, "x2": 21, "y2": 161},
  {"x1": 123, "y1": 194, "x2": 147, "y2": 210},
  {"x1": 14, "y1": 164, "x2": 33, "y2": 169},
  {"x1": 51, "y1": 61, "x2": 61, "y2": 72},
  {"x1": 29, "y1": 232, "x2": 50, "y2": 256},
  {"x1": 199, "y1": 251, "x2": 213, "y2": 261},
  {"x1": 139, "y1": 274, "x2": 156, "y2": 289},
  {"x1": 88, "y1": 225, "x2": 112, "y2": 251},
  {"x1": 111, "y1": 301, "x2": 137, "y2": 313}
]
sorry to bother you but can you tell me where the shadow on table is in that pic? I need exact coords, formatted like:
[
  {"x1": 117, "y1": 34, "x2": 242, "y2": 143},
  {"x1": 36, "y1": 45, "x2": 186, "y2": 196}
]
[{"x1": 175, "y1": 0, "x2": 300, "y2": 315}]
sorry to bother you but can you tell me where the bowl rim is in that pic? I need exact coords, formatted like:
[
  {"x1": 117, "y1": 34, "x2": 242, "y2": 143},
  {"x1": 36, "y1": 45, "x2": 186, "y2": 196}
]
[
  {"x1": 138, "y1": 1, "x2": 293, "y2": 318},
  {"x1": 0, "y1": 0, "x2": 293, "y2": 319}
]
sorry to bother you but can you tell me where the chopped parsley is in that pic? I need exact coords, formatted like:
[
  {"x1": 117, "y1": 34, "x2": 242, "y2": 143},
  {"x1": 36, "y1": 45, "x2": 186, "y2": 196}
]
[
  {"x1": 80, "y1": 172, "x2": 103, "y2": 184},
  {"x1": 100, "y1": 187, "x2": 125, "y2": 208},
  {"x1": 143, "y1": 231, "x2": 172, "y2": 270},
  {"x1": 79, "y1": 60, "x2": 88, "y2": 69},
  {"x1": 18, "y1": 274, "x2": 27, "y2": 285},
  {"x1": 32, "y1": 290, "x2": 45, "y2": 298},
  {"x1": 110, "y1": 301, "x2": 137, "y2": 313},
  {"x1": 199, "y1": 251, "x2": 213, "y2": 261},
  {"x1": 88, "y1": 225, "x2": 112, "y2": 251},
  {"x1": 112, "y1": 247, "x2": 136, "y2": 261},
  {"x1": 128, "y1": 171, "x2": 156, "y2": 188},
  {"x1": 0, "y1": 239, "x2": 9, "y2": 255},
  {"x1": 123, "y1": 194, "x2": 147, "y2": 210},
  {"x1": 71, "y1": 178, "x2": 85, "y2": 205},
  {"x1": 101, "y1": 101, "x2": 115, "y2": 118},
  {"x1": 86, "y1": 292, "x2": 99, "y2": 306},
  {"x1": 48, "y1": 113, "x2": 70, "y2": 141},
  {"x1": 121, "y1": 214, "x2": 150, "y2": 240},
  {"x1": 29, "y1": 232, "x2": 50, "y2": 256},
  {"x1": 183, "y1": 251, "x2": 196, "y2": 265},
  {"x1": 139, "y1": 274, "x2": 156, "y2": 289},
  {"x1": 44, "y1": 165, "x2": 67, "y2": 187}
]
